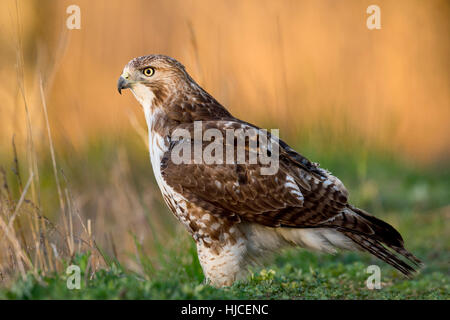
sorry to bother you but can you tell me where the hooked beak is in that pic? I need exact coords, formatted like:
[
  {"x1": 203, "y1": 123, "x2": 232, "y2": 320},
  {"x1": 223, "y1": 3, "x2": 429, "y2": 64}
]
[{"x1": 117, "y1": 76, "x2": 131, "y2": 94}]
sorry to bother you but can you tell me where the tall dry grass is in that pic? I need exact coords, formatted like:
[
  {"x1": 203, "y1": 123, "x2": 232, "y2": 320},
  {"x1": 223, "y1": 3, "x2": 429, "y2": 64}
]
[
  {"x1": 0, "y1": 7, "x2": 104, "y2": 279},
  {"x1": 0, "y1": 61, "x2": 174, "y2": 282},
  {"x1": 0, "y1": 0, "x2": 172, "y2": 282}
]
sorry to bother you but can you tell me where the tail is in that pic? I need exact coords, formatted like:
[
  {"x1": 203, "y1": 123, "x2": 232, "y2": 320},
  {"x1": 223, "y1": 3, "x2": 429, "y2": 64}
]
[{"x1": 331, "y1": 205, "x2": 423, "y2": 277}]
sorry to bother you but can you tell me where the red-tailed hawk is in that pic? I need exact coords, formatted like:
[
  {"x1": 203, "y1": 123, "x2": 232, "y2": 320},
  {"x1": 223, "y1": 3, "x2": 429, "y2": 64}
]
[{"x1": 117, "y1": 55, "x2": 421, "y2": 287}]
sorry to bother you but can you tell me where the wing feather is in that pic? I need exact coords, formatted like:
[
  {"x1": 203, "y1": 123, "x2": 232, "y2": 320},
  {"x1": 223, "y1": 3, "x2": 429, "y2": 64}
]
[{"x1": 161, "y1": 120, "x2": 349, "y2": 228}]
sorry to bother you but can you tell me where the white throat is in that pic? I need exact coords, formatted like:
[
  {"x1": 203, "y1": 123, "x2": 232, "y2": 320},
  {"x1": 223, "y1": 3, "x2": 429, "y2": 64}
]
[
  {"x1": 131, "y1": 83, "x2": 167, "y2": 183},
  {"x1": 131, "y1": 83, "x2": 156, "y2": 121}
]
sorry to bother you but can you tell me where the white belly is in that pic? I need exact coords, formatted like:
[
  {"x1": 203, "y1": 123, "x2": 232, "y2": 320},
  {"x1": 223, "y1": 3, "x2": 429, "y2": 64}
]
[
  {"x1": 144, "y1": 111, "x2": 191, "y2": 231},
  {"x1": 131, "y1": 84, "x2": 193, "y2": 233},
  {"x1": 147, "y1": 133, "x2": 168, "y2": 190}
]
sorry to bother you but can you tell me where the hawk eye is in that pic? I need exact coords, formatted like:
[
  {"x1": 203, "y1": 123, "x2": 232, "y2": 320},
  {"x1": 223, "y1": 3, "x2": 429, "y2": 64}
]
[{"x1": 142, "y1": 67, "x2": 155, "y2": 77}]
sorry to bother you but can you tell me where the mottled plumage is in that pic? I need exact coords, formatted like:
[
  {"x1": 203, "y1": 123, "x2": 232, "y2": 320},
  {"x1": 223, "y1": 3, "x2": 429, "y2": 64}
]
[{"x1": 118, "y1": 55, "x2": 421, "y2": 287}]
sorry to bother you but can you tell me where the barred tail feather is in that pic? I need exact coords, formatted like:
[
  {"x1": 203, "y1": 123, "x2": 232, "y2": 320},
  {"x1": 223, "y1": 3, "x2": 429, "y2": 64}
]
[
  {"x1": 342, "y1": 231, "x2": 420, "y2": 277},
  {"x1": 337, "y1": 205, "x2": 422, "y2": 276}
]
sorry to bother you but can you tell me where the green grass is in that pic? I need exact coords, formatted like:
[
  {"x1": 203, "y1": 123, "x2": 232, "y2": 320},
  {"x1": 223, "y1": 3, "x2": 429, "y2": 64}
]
[
  {"x1": 1, "y1": 208, "x2": 447, "y2": 300},
  {"x1": 0, "y1": 138, "x2": 448, "y2": 299}
]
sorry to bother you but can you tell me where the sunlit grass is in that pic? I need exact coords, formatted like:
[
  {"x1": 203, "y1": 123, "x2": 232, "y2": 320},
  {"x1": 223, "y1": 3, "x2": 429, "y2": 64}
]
[
  {"x1": 0, "y1": 136, "x2": 448, "y2": 299},
  {"x1": 1, "y1": 208, "x2": 447, "y2": 300}
]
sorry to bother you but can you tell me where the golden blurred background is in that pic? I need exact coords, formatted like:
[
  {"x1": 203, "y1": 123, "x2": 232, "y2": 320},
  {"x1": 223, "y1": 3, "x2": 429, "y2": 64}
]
[
  {"x1": 1, "y1": 0, "x2": 449, "y2": 163},
  {"x1": 0, "y1": 0, "x2": 449, "y2": 279}
]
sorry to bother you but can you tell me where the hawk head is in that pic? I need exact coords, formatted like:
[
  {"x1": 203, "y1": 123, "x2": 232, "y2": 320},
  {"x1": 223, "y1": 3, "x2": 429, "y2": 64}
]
[
  {"x1": 117, "y1": 54, "x2": 192, "y2": 107},
  {"x1": 118, "y1": 54, "x2": 233, "y2": 122}
]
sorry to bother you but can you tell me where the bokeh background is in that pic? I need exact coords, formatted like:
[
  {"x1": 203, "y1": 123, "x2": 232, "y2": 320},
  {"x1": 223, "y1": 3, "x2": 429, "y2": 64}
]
[
  {"x1": 1, "y1": 0, "x2": 449, "y2": 161},
  {"x1": 0, "y1": 0, "x2": 448, "y2": 289}
]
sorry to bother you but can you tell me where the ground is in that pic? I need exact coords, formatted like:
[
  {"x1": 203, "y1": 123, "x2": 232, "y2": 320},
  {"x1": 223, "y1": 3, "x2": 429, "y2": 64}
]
[{"x1": 0, "y1": 139, "x2": 448, "y2": 299}]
